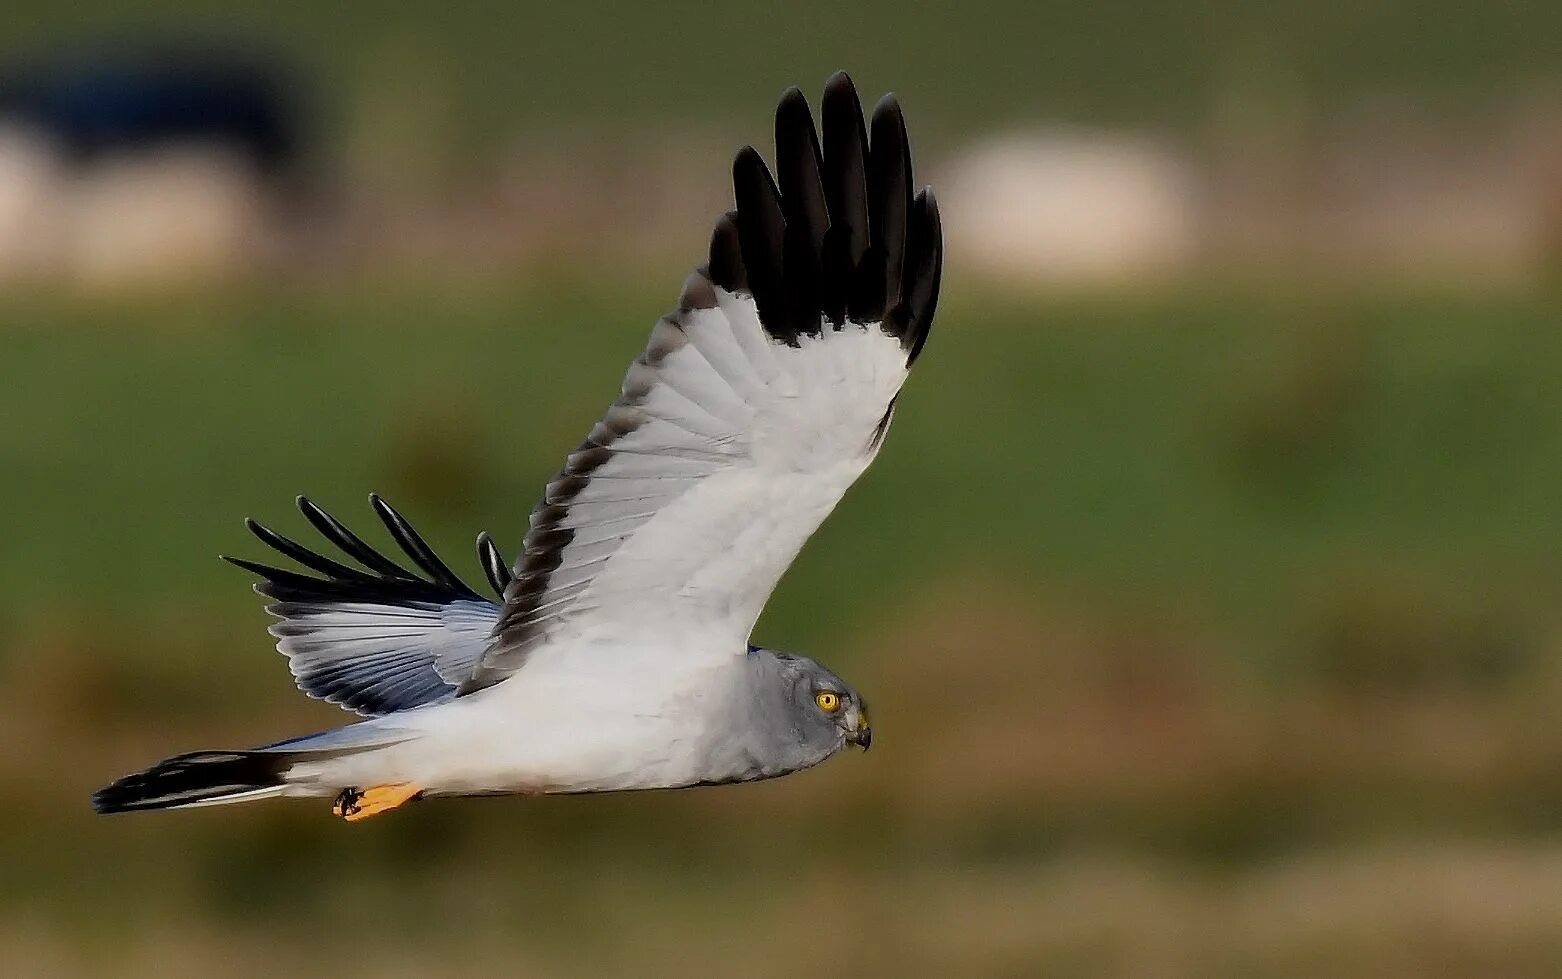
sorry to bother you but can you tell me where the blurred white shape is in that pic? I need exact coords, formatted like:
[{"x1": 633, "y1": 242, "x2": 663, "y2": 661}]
[
  {"x1": 0, "y1": 124, "x2": 66, "y2": 281},
  {"x1": 940, "y1": 133, "x2": 1199, "y2": 283},
  {"x1": 66, "y1": 146, "x2": 267, "y2": 289}
]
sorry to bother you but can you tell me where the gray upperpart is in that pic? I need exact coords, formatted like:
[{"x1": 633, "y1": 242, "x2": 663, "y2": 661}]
[{"x1": 696, "y1": 647, "x2": 871, "y2": 786}]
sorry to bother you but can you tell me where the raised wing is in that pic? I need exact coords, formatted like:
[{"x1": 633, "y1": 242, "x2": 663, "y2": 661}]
[
  {"x1": 224, "y1": 495, "x2": 513, "y2": 715},
  {"x1": 465, "y1": 72, "x2": 941, "y2": 692}
]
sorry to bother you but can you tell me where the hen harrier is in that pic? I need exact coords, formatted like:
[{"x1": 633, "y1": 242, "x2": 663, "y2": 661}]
[{"x1": 94, "y1": 71, "x2": 942, "y2": 821}]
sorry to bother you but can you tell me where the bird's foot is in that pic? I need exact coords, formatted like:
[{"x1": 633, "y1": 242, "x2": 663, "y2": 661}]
[{"x1": 332, "y1": 784, "x2": 423, "y2": 822}]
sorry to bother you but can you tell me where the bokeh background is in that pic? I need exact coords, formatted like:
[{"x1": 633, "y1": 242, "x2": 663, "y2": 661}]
[{"x1": 4, "y1": 3, "x2": 1562, "y2": 976}]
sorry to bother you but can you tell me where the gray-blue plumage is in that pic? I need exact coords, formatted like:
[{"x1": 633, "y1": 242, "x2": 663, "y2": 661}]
[{"x1": 222, "y1": 496, "x2": 508, "y2": 715}]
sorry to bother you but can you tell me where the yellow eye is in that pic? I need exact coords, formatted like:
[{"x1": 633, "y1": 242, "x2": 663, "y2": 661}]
[{"x1": 814, "y1": 691, "x2": 841, "y2": 712}]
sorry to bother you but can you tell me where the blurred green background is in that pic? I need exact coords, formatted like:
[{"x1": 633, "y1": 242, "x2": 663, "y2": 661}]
[{"x1": 4, "y1": 3, "x2": 1562, "y2": 977}]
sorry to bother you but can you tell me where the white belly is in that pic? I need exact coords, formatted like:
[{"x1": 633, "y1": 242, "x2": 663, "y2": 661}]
[{"x1": 284, "y1": 641, "x2": 740, "y2": 796}]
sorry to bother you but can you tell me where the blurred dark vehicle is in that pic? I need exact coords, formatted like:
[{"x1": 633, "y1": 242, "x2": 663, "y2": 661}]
[
  {"x1": 0, "y1": 41, "x2": 310, "y2": 287},
  {"x1": 0, "y1": 42, "x2": 301, "y2": 174}
]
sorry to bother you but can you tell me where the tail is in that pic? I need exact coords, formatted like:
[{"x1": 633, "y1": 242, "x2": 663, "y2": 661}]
[
  {"x1": 93, "y1": 723, "x2": 415, "y2": 814},
  {"x1": 91, "y1": 750, "x2": 289, "y2": 814}
]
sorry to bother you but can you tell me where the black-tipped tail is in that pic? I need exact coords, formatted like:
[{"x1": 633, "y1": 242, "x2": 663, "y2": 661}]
[{"x1": 92, "y1": 750, "x2": 288, "y2": 814}]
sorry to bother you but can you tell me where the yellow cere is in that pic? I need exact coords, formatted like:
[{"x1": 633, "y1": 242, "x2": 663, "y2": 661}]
[{"x1": 815, "y1": 691, "x2": 840, "y2": 712}]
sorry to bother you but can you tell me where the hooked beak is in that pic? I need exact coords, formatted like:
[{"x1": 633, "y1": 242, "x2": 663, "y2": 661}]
[{"x1": 846, "y1": 710, "x2": 872, "y2": 751}]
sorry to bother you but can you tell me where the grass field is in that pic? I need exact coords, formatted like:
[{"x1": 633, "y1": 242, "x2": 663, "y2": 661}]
[
  {"x1": 6, "y1": 280, "x2": 1562, "y2": 642},
  {"x1": 3, "y1": 0, "x2": 1562, "y2": 972},
  {"x1": 5, "y1": 277, "x2": 1562, "y2": 975}
]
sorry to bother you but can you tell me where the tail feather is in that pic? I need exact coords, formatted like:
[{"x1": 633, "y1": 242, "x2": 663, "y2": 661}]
[{"x1": 92, "y1": 750, "x2": 289, "y2": 814}]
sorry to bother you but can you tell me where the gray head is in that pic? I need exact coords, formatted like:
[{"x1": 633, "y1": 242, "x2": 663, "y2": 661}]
[{"x1": 738, "y1": 646, "x2": 871, "y2": 776}]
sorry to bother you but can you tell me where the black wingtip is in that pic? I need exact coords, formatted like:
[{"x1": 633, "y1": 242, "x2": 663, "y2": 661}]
[
  {"x1": 732, "y1": 144, "x2": 766, "y2": 176},
  {"x1": 229, "y1": 495, "x2": 497, "y2": 605},
  {"x1": 775, "y1": 85, "x2": 828, "y2": 336},
  {"x1": 903, "y1": 187, "x2": 942, "y2": 365},
  {"x1": 871, "y1": 91, "x2": 903, "y2": 122},
  {"x1": 708, "y1": 209, "x2": 746, "y2": 293},
  {"x1": 294, "y1": 496, "x2": 414, "y2": 579},
  {"x1": 221, "y1": 554, "x2": 293, "y2": 582},
  {"x1": 367, "y1": 493, "x2": 394, "y2": 531},
  {"x1": 861, "y1": 90, "x2": 913, "y2": 326},
  {"x1": 243, "y1": 516, "x2": 285, "y2": 550},
  {"x1": 476, "y1": 531, "x2": 512, "y2": 596},
  {"x1": 367, "y1": 493, "x2": 476, "y2": 595},
  {"x1": 366, "y1": 493, "x2": 393, "y2": 530},
  {"x1": 731, "y1": 144, "x2": 787, "y2": 333},
  {"x1": 243, "y1": 513, "x2": 378, "y2": 582},
  {"x1": 242, "y1": 518, "x2": 271, "y2": 548},
  {"x1": 824, "y1": 69, "x2": 856, "y2": 91},
  {"x1": 708, "y1": 75, "x2": 939, "y2": 357}
]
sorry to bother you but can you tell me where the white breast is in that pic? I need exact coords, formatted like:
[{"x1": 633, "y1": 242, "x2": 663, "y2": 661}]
[{"x1": 291, "y1": 638, "x2": 743, "y2": 795}]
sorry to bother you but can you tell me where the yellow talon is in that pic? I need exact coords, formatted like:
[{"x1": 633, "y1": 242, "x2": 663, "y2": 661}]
[{"x1": 332, "y1": 784, "x2": 422, "y2": 821}]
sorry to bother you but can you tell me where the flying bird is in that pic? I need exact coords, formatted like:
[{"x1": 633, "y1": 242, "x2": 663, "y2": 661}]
[{"x1": 93, "y1": 71, "x2": 942, "y2": 821}]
